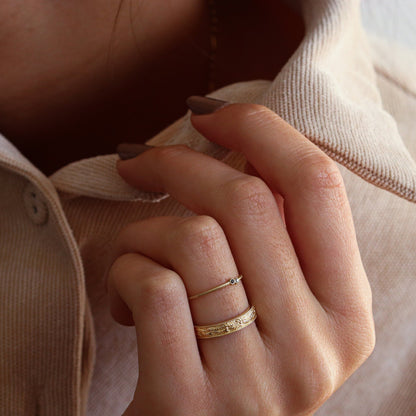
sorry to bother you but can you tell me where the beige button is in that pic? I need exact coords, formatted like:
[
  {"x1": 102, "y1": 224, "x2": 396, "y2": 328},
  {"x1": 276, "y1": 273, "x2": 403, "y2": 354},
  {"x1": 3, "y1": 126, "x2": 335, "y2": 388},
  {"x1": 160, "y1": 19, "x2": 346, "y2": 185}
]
[{"x1": 23, "y1": 183, "x2": 49, "y2": 225}]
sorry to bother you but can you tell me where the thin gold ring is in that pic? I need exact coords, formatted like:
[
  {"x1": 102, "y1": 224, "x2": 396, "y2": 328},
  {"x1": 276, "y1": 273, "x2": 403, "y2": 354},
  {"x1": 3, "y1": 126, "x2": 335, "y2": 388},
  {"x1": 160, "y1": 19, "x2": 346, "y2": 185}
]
[
  {"x1": 188, "y1": 275, "x2": 243, "y2": 300},
  {"x1": 194, "y1": 305, "x2": 257, "y2": 339}
]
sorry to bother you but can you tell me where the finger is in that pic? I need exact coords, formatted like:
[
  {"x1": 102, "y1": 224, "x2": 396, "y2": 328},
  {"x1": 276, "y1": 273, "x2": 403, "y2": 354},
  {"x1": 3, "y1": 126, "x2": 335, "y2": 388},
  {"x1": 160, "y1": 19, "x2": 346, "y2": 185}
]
[
  {"x1": 109, "y1": 215, "x2": 262, "y2": 371},
  {"x1": 107, "y1": 252, "x2": 204, "y2": 400},
  {"x1": 245, "y1": 161, "x2": 286, "y2": 225},
  {"x1": 188, "y1": 103, "x2": 371, "y2": 314},
  {"x1": 116, "y1": 144, "x2": 319, "y2": 343}
]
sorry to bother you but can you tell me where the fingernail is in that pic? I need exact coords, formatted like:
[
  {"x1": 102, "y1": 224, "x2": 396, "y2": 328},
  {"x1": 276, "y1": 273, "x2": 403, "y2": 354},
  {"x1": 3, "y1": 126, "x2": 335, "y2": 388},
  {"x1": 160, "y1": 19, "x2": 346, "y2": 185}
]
[
  {"x1": 116, "y1": 143, "x2": 154, "y2": 160},
  {"x1": 186, "y1": 95, "x2": 229, "y2": 115}
]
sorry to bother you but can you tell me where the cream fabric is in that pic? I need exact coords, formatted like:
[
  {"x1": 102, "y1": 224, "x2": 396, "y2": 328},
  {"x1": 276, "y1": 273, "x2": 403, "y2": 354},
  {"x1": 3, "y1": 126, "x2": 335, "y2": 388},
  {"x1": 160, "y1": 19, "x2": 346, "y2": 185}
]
[{"x1": 0, "y1": 0, "x2": 415, "y2": 414}]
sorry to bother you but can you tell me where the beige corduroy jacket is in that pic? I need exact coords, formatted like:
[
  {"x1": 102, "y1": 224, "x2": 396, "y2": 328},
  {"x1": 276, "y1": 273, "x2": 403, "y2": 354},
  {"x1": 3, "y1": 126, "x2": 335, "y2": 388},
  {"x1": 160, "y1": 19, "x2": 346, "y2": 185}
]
[{"x1": 1, "y1": 0, "x2": 415, "y2": 415}]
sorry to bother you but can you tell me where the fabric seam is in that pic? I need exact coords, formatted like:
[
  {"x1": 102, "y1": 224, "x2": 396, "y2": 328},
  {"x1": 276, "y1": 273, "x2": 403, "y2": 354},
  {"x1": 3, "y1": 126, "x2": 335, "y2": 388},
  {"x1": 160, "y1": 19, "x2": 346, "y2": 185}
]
[{"x1": 315, "y1": 141, "x2": 416, "y2": 204}]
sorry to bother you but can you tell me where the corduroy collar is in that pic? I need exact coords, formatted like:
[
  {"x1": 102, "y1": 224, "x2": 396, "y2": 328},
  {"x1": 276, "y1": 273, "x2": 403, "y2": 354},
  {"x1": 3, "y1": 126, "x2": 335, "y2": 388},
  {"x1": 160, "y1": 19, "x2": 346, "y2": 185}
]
[{"x1": 1, "y1": 0, "x2": 415, "y2": 204}]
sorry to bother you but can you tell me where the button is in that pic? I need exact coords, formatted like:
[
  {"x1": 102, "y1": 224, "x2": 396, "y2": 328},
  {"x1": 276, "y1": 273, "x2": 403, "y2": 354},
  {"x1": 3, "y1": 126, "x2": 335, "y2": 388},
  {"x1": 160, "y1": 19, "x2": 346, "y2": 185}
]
[{"x1": 23, "y1": 183, "x2": 49, "y2": 225}]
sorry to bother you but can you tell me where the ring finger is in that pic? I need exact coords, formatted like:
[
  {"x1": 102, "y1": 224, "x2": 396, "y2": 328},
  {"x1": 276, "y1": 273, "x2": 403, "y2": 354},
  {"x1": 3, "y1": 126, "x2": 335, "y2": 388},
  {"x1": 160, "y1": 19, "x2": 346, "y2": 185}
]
[{"x1": 108, "y1": 215, "x2": 264, "y2": 369}]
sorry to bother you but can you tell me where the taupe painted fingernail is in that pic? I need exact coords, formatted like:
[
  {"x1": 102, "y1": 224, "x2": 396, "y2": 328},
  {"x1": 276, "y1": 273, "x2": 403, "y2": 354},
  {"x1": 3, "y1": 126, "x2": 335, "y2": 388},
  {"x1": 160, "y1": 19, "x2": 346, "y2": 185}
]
[
  {"x1": 186, "y1": 95, "x2": 229, "y2": 115},
  {"x1": 116, "y1": 143, "x2": 154, "y2": 160}
]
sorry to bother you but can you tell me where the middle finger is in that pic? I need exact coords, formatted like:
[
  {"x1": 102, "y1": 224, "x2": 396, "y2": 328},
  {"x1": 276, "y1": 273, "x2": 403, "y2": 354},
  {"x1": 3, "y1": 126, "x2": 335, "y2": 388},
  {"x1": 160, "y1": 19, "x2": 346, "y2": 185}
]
[
  {"x1": 116, "y1": 145, "x2": 318, "y2": 340},
  {"x1": 111, "y1": 215, "x2": 262, "y2": 370}
]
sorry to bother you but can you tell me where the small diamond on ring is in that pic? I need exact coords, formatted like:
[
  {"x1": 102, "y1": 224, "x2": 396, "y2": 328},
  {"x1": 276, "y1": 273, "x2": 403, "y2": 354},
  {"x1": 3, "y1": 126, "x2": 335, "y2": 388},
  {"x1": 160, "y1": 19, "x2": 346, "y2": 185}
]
[{"x1": 230, "y1": 278, "x2": 236, "y2": 284}]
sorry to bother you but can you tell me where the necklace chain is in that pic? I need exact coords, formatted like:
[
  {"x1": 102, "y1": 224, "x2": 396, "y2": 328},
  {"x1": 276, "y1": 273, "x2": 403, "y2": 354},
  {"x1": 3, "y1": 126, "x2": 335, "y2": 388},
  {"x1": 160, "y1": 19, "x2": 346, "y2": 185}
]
[{"x1": 207, "y1": 0, "x2": 218, "y2": 92}]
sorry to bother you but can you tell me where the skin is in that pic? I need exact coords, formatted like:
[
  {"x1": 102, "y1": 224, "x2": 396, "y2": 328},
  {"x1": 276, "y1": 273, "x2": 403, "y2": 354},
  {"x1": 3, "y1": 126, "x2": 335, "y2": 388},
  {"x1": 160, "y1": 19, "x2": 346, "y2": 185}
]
[
  {"x1": 1, "y1": 1, "x2": 375, "y2": 414},
  {"x1": 0, "y1": 0, "x2": 303, "y2": 175},
  {"x1": 107, "y1": 104, "x2": 375, "y2": 415}
]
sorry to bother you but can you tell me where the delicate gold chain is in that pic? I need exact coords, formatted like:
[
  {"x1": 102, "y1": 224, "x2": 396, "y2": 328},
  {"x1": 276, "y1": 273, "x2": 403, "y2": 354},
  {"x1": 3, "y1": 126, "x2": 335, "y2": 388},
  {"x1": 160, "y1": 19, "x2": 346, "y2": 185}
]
[
  {"x1": 188, "y1": 275, "x2": 243, "y2": 300},
  {"x1": 207, "y1": 0, "x2": 218, "y2": 92}
]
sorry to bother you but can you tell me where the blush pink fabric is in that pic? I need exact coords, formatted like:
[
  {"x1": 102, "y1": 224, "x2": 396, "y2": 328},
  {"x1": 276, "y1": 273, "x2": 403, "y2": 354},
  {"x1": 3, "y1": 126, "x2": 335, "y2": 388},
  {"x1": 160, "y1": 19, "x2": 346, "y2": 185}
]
[{"x1": 0, "y1": 0, "x2": 415, "y2": 415}]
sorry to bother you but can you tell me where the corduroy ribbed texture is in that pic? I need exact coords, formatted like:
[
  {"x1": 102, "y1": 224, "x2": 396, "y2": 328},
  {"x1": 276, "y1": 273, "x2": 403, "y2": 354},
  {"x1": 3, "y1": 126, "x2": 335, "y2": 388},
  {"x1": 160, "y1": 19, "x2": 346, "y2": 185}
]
[
  {"x1": 0, "y1": 0, "x2": 415, "y2": 415},
  {"x1": 0, "y1": 165, "x2": 94, "y2": 415}
]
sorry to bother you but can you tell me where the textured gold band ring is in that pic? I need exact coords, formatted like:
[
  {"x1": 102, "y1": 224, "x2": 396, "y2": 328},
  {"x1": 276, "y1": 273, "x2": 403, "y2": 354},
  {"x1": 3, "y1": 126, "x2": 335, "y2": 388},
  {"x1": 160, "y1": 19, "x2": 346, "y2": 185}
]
[
  {"x1": 188, "y1": 275, "x2": 243, "y2": 300},
  {"x1": 194, "y1": 305, "x2": 257, "y2": 339}
]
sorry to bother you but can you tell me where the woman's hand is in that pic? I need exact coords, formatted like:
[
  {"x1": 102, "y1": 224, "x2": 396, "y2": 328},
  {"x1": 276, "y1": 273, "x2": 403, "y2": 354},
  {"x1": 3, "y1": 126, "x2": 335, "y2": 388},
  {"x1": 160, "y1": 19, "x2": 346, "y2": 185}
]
[{"x1": 105, "y1": 101, "x2": 375, "y2": 416}]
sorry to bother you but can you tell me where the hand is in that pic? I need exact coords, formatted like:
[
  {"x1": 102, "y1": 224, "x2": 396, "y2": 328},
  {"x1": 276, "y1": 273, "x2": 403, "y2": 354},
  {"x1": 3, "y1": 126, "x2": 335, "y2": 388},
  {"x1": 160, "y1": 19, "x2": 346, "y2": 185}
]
[{"x1": 106, "y1": 103, "x2": 375, "y2": 415}]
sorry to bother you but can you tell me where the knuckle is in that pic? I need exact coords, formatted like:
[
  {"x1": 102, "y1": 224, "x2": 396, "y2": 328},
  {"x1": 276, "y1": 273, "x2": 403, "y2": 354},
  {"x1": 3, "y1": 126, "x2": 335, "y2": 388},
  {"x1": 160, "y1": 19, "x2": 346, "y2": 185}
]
[
  {"x1": 112, "y1": 221, "x2": 141, "y2": 254},
  {"x1": 343, "y1": 313, "x2": 376, "y2": 371},
  {"x1": 140, "y1": 270, "x2": 185, "y2": 317},
  {"x1": 109, "y1": 221, "x2": 145, "y2": 269},
  {"x1": 233, "y1": 397, "x2": 280, "y2": 416},
  {"x1": 173, "y1": 215, "x2": 225, "y2": 255},
  {"x1": 108, "y1": 252, "x2": 140, "y2": 288},
  {"x1": 307, "y1": 375, "x2": 334, "y2": 411},
  {"x1": 297, "y1": 359, "x2": 335, "y2": 413},
  {"x1": 284, "y1": 341, "x2": 337, "y2": 414},
  {"x1": 217, "y1": 355, "x2": 282, "y2": 416},
  {"x1": 221, "y1": 176, "x2": 275, "y2": 223},
  {"x1": 296, "y1": 152, "x2": 347, "y2": 207},
  {"x1": 358, "y1": 319, "x2": 376, "y2": 360},
  {"x1": 329, "y1": 299, "x2": 375, "y2": 378}
]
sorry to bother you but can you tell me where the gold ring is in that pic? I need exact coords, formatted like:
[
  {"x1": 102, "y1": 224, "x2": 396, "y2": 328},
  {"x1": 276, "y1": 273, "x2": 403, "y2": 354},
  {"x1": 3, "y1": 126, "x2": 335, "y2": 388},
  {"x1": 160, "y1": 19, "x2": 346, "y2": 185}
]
[
  {"x1": 194, "y1": 305, "x2": 257, "y2": 339},
  {"x1": 188, "y1": 275, "x2": 243, "y2": 300}
]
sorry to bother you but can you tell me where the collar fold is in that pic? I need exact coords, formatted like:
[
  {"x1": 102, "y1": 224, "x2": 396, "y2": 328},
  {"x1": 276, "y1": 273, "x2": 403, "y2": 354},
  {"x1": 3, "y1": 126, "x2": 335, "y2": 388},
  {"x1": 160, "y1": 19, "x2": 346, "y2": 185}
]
[{"x1": 1, "y1": 0, "x2": 415, "y2": 203}]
